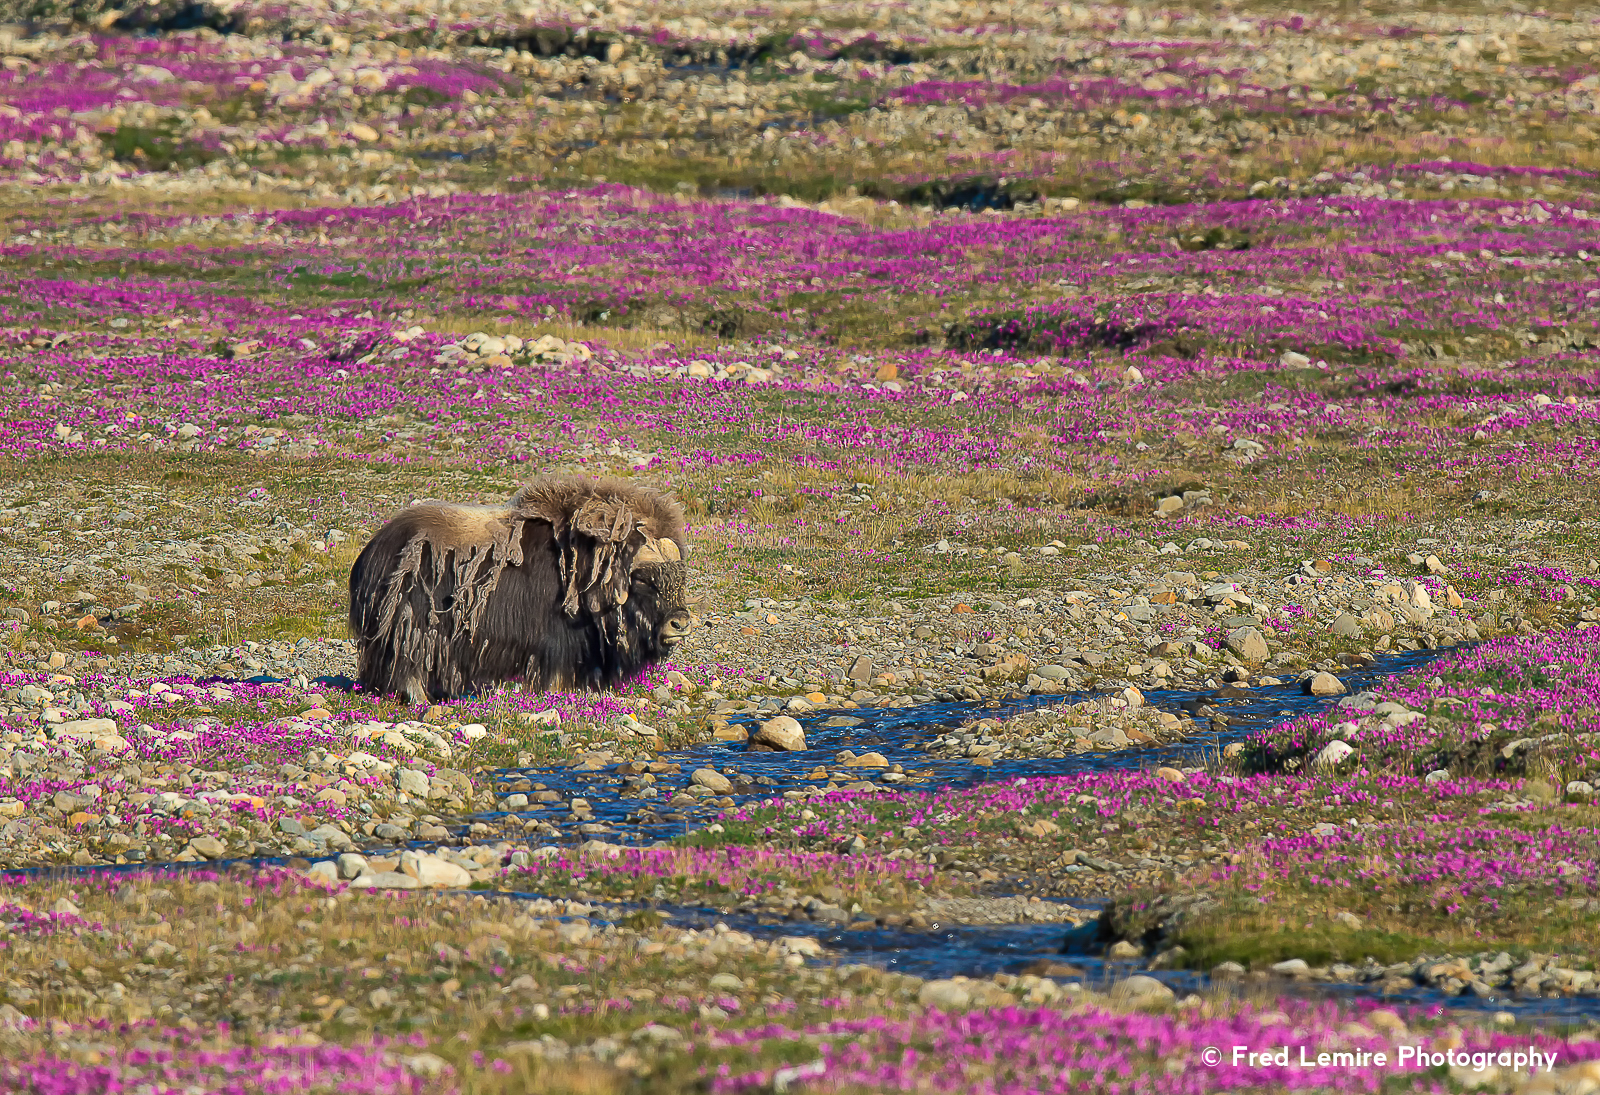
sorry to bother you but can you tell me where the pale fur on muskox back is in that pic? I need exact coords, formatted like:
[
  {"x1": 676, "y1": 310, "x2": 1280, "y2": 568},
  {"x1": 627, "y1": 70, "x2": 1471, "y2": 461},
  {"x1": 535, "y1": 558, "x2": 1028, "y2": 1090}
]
[{"x1": 349, "y1": 475, "x2": 689, "y2": 701}]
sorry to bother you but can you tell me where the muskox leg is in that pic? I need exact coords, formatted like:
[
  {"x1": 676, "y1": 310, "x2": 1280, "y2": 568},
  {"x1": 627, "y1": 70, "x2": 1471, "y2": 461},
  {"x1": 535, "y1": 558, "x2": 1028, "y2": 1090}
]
[{"x1": 400, "y1": 675, "x2": 428, "y2": 705}]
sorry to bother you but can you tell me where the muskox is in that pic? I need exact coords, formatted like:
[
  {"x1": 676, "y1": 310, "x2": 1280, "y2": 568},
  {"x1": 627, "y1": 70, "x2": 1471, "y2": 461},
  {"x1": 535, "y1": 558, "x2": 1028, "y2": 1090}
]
[{"x1": 349, "y1": 475, "x2": 692, "y2": 703}]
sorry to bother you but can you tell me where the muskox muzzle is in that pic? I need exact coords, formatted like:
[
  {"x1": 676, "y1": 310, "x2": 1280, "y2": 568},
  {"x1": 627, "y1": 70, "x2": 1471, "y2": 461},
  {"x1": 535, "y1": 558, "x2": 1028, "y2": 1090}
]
[
  {"x1": 661, "y1": 612, "x2": 693, "y2": 644},
  {"x1": 348, "y1": 475, "x2": 694, "y2": 703}
]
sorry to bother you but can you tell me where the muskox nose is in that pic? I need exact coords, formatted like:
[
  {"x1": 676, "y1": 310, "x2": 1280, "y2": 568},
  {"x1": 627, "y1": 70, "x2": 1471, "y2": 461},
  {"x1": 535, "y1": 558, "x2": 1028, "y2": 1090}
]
[{"x1": 661, "y1": 612, "x2": 692, "y2": 642}]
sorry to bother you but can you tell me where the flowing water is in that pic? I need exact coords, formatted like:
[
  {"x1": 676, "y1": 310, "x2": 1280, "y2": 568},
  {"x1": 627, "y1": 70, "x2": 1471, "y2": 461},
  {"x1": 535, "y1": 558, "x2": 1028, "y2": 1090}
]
[
  {"x1": 651, "y1": 903, "x2": 1600, "y2": 1022},
  {"x1": 43, "y1": 646, "x2": 1600, "y2": 1018},
  {"x1": 485, "y1": 644, "x2": 1600, "y2": 1020},
  {"x1": 481, "y1": 646, "x2": 1450, "y2": 844}
]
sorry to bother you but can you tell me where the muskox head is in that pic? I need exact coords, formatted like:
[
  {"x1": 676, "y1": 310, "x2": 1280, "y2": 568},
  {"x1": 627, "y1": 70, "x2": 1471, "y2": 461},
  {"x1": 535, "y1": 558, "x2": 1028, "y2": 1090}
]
[{"x1": 625, "y1": 534, "x2": 694, "y2": 652}]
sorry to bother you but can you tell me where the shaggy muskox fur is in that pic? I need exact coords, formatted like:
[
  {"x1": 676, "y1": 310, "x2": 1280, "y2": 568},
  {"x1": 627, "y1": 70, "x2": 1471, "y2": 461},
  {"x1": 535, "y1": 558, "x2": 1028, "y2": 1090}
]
[{"x1": 349, "y1": 475, "x2": 692, "y2": 702}]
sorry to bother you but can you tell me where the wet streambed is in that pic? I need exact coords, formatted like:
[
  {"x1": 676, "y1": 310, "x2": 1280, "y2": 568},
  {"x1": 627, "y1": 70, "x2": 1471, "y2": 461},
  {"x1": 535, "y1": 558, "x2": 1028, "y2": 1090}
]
[
  {"x1": 43, "y1": 646, "x2": 1600, "y2": 1020},
  {"x1": 481, "y1": 647, "x2": 1450, "y2": 843},
  {"x1": 484, "y1": 645, "x2": 1600, "y2": 1020}
]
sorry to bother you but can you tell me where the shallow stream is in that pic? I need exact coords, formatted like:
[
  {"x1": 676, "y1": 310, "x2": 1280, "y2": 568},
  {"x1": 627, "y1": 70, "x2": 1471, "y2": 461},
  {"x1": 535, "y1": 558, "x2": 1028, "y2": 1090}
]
[
  {"x1": 48, "y1": 647, "x2": 1600, "y2": 1019},
  {"x1": 489, "y1": 645, "x2": 1600, "y2": 1020},
  {"x1": 482, "y1": 647, "x2": 1449, "y2": 843}
]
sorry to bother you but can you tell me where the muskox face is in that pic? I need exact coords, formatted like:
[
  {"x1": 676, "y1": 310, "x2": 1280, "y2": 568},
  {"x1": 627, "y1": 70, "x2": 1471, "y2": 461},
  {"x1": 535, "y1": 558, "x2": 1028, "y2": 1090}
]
[
  {"x1": 626, "y1": 534, "x2": 693, "y2": 650},
  {"x1": 625, "y1": 561, "x2": 693, "y2": 652}
]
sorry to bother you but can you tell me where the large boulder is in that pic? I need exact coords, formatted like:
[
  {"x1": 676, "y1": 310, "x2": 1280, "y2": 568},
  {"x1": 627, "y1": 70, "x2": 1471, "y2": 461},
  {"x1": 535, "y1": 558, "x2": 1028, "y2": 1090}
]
[
  {"x1": 1224, "y1": 626, "x2": 1269, "y2": 663},
  {"x1": 751, "y1": 716, "x2": 806, "y2": 751},
  {"x1": 1305, "y1": 672, "x2": 1346, "y2": 697},
  {"x1": 1313, "y1": 740, "x2": 1355, "y2": 769},
  {"x1": 349, "y1": 871, "x2": 422, "y2": 890},
  {"x1": 400, "y1": 851, "x2": 472, "y2": 889},
  {"x1": 49, "y1": 718, "x2": 130, "y2": 754},
  {"x1": 1109, "y1": 975, "x2": 1175, "y2": 1008},
  {"x1": 690, "y1": 768, "x2": 733, "y2": 793}
]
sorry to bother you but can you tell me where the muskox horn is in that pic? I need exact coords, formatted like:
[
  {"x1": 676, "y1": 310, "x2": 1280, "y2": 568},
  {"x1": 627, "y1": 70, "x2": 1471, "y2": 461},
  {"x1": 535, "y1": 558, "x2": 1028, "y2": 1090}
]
[
  {"x1": 657, "y1": 538, "x2": 682, "y2": 562},
  {"x1": 633, "y1": 538, "x2": 666, "y2": 566}
]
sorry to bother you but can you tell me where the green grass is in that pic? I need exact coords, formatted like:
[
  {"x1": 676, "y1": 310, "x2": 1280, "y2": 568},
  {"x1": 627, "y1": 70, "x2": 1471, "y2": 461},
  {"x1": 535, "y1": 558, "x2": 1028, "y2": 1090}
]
[
  {"x1": 0, "y1": 868, "x2": 936, "y2": 1095},
  {"x1": 793, "y1": 88, "x2": 873, "y2": 118},
  {"x1": 1174, "y1": 918, "x2": 1450, "y2": 970},
  {"x1": 261, "y1": 610, "x2": 348, "y2": 643},
  {"x1": 1152, "y1": 877, "x2": 1600, "y2": 971},
  {"x1": 100, "y1": 124, "x2": 222, "y2": 172}
]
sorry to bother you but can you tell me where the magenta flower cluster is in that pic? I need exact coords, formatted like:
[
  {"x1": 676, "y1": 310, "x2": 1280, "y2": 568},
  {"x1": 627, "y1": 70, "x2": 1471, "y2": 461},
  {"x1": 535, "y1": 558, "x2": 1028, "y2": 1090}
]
[{"x1": 705, "y1": 998, "x2": 1600, "y2": 1094}]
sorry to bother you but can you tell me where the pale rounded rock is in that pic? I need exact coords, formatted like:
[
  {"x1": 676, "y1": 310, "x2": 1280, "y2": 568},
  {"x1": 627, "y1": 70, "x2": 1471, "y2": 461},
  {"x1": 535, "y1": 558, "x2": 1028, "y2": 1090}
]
[
  {"x1": 188, "y1": 835, "x2": 227, "y2": 860},
  {"x1": 1407, "y1": 580, "x2": 1433, "y2": 611},
  {"x1": 304, "y1": 860, "x2": 339, "y2": 884},
  {"x1": 49, "y1": 718, "x2": 129, "y2": 754},
  {"x1": 348, "y1": 871, "x2": 419, "y2": 891},
  {"x1": 401, "y1": 851, "x2": 472, "y2": 889},
  {"x1": 691, "y1": 768, "x2": 733, "y2": 794},
  {"x1": 917, "y1": 979, "x2": 972, "y2": 1010},
  {"x1": 1225, "y1": 626, "x2": 1269, "y2": 663},
  {"x1": 1306, "y1": 672, "x2": 1346, "y2": 697},
  {"x1": 752, "y1": 715, "x2": 806, "y2": 751},
  {"x1": 1109, "y1": 975, "x2": 1175, "y2": 1007},
  {"x1": 1313, "y1": 740, "x2": 1355, "y2": 768}
]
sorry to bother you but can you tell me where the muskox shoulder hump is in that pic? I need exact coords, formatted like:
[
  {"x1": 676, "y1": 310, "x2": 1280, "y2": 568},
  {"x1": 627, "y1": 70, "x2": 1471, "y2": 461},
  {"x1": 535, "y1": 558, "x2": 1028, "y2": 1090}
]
[
  {"x1": 510, "y1": 474, "x2": 685, "y2": 548},
  {"x1": 402, "y1": 502, "x2": 515, "y2": 551}
]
